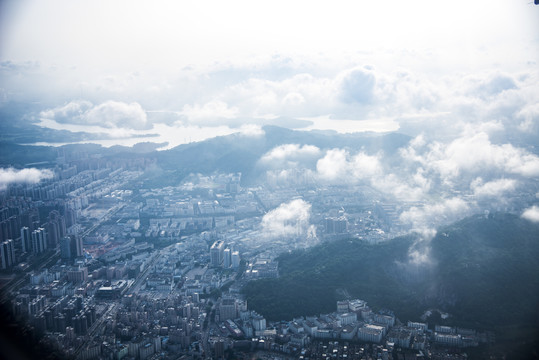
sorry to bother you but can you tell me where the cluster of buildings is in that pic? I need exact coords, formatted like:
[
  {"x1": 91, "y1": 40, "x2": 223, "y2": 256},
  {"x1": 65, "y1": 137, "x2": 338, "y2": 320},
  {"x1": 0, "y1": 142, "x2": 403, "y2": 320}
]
[
  {"x1": 0, "y1": 205, "x2": 67, "y2": 268},
  {"x1": 0, "y1": 149, "x2": 494, "y2": 360},
  {"x1": 203, "y1": 298, "x2": 486, "y2": 359},
  {"x1": 209, "y1": 240, "x2": 240, "y2": 269}
]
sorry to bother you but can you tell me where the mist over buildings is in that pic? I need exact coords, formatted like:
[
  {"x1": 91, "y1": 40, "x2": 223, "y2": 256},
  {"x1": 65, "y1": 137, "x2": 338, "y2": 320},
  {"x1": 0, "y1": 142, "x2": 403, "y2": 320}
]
[{"x1": 0, "y1": 2, "x2": 539, "y2": 358}]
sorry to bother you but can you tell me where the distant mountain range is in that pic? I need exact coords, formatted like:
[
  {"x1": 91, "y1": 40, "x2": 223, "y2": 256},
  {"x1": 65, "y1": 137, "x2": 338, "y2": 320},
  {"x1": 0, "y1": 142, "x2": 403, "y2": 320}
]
[
  {"x1": 155, "y1": 126, "x2": 410, "y2": 183},
  {"x1": 0, "y1": 125, "x2": 410, "y2": 184}
]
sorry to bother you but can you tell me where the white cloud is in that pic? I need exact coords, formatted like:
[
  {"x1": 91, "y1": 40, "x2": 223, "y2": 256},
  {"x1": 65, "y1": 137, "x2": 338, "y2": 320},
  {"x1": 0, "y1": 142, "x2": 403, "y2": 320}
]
[
  {"x1": 316, "y1": 149, "x2": 349, "y2": 181},
  {"x1": 41, "y1": 100, "x2": 149, "y2": 130},
  {"x1": 0, "y1": 168, "x2": 54, "y2": 190},
  {"x1": 26, "y1": 61, "x2": 538, "y2": 145},
  {"x1": 315, "y1": 148, "x2": 427, "y2": 201},
  {"x1": 412, "y1": 168, "x2": 431, "y2": 191},
  {"x1": 223, "y1": 72, "x2": 335, "y2": 119},
  {"x1": 372, "y1": 173, "x2": 426, "y2": 202},
  {"x1": 471, "y1": 72, "x2": 517, "y2": 98},
  {"x1": 181, "y1": 100, "x2": 239, "y2": 124},
  {"x1": 261, "y1": 199, "x2": 313, "y2": 239},
  {"x1": 262, "y1": 145, "x2": 427, "y2": 201},
  {"x1": 39, "y1": 100, "x2": 92, "y2": 124},
  {"x1": 85, "y1": 101, "x2": 149, "y2": 130},
  {"x1": 282, "y1": 92, "x2": 305, "y2": 106},
  {"x1": 316, "y1": 149, "x2": 383, "y2": 183},
  {"x1": 471, "y1": 178, "x2": 517, "y2": 198},
  {"x1": 400, "y1": 197, "x2": 470, "y2": 230},
  {"x1": 398, "y1": 198, "x2": 471, "y2": 267},
  {"x1": 379, "y1": 71, "x2": 440, "y2": 113},
  {"x1": 260, "y1": 144, "x2": 321, "y2": 170},
  {"x1": 408, "y1": 246, "x2": 433, "y2": 266},
  {"x1": 415, "y1": 132, "x2": 539, "y2": 181},
  {"x1": 236, "y1": 124, "x2": 265, "y2": 137},
  {"x1": 402, "y1": 227, "x2": 438, "y2": 267},
  {"x1": 338, "y1": 67, "x2": 376, "y2": 104},
  {"x1": 521, "y1": 206, "x2": 539, "y2": 223},
  {"x1": 517, "y1": 103, "x2": 539, "y2": 132},
  {"x1": 351, "y1": 152, "x2": 383, "y2": 179}
]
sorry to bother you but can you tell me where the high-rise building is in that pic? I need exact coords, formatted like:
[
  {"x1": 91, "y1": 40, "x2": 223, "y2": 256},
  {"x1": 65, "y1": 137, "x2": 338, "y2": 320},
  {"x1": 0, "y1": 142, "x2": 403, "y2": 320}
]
[
  {"x1": 231, "y1": 251, "x2": 240, "y2": 269},
  {"x1": 0, "y1": 215, "x2": 21, "y2": 243},
  {"x1": 210, "y1": 240, "x2": 225, "y2": 267},
  {"x1": 64, "y1": 208, "x2": 77, "y2": 228},
  {"x1": 60, "y1": 235, "x2": 83, "y2": 260},
  {"x1": 252, "y1": 315, "x2": 266, "y2": 331},
  {"x1": 0, "y1": 220, "x2": 9, "y2": 242},
  {"x1": 0, "y1": 207, "x2": 8, "y2": 222},
  {"x1": 31, "y1": 228, "x2": 47, "y2": 254},
  {"x1": 72, "y1": 236, "x2": 83, "y2": 258},
  {"x1": 7, "y1": 216, "x2": 21, "y2": 242},
  {"x1": 223, "y1": 248, "x2": 231, "y2": 268},
  {"x1": 60, "y1": 236, "x2": 72, "y2": 260},
  {"x1": 219, "y1": 298, "x2": 237, "y2": 320},
  {"x1": 46, "y1": 221, "x2": 59, "y2": 249},
  {"x1": 0, "y1": 239, "x2": 15, "y2": 269},
  {"x1": 214, "y1": 339, "x2": 225, "y2": 359},
  {"x1": 325, "y1": 217, "x2": 347, "y2": 234},
  {"x1": 21, "y1": 226, "x2": 31, "y2": 253},
  {"x1": 48, "y1": 211, "x2": 66, "y2": 239}
]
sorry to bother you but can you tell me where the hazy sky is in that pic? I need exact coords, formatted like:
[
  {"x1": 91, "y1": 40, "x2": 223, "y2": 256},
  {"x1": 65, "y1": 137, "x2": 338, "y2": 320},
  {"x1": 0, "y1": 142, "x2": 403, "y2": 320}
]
[
  {"x1": 0, "y1": 0, "x2": 538, "y2": 147},
  {"x1": 2, "y1": 0, "x2": 537, "y2": 69}
]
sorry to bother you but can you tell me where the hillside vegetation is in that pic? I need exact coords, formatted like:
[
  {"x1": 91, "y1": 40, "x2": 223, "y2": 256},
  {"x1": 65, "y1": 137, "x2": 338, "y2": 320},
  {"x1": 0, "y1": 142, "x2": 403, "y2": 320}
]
[{"x1": 243, "y1": 213, "x2": 539, "y2": 336}]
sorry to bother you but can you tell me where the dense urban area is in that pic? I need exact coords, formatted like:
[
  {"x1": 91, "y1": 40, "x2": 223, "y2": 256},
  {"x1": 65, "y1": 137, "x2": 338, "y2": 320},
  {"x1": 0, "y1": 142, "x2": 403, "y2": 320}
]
[{"x1": 0, "y1": 149, "x2": 518, "y2": 360}]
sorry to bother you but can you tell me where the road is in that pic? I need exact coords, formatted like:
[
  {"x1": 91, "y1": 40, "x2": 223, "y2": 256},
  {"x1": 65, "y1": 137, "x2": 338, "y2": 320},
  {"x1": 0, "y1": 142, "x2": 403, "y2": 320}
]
[
  {"x1": 126, "y1": 250, "x2": 160, "y2": 295},
  {"x1": 0, "y1": 249, "x2": 60, "y2": 304},
  {"x1": 73, "y1": 302, "x2": 119, "y2": 359},
  {"x1": 81, "y1": 203, "x2": 125, "y2": 238},
  {"x1": 200, "y1": 303, "x2": 216, "y2": 359}
]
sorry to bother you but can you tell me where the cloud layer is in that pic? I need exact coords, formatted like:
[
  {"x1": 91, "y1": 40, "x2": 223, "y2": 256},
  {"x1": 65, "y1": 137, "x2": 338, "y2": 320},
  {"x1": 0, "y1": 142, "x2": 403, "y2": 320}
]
[
  {"x1": 257, "y1": 124, "x2": 539, "y2": 264},
  {"x1": 0, "y1": 168, "x2": 54, "y2": 190},
  {"x1": 6, "y1": 58, "x2": 532, "y2": 147}
]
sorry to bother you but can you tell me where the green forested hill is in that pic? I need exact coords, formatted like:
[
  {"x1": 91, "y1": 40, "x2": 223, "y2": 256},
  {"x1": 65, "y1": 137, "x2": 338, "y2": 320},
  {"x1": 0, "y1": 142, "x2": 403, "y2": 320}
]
[
  {"x1": 430, "y1": 213, "x2": 539, "y2": 328},
  {"x1": 242, "y1": 213, "x2": 539, "y2": 335},
  {"x1": 243, "y1": 235, "x2": 423, "y2": 321}
]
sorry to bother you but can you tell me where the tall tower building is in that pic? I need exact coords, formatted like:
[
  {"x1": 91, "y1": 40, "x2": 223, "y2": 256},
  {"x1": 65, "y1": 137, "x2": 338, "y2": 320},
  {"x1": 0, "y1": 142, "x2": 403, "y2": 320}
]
[
  {"x1": 31, "y1": 228, "x2": 47, "y2": 254},
  {"x1": 21, "y1": 226, "x2": 31, "y2": 253},
  {"x1": 46, "y1": 221, "x2": 59, "y2": 249},
  {"x1": 72, "y1": 236, "x2": 83, "y2": 258},
  {"x1": 61, "y1": 235, "x2": 83, "y2": 259},
  {"x1": 231, "y1": 251, "x2": 240, "y2": 269},
  {"x1": 48, "y1": 211, "x2": 66, "y2": 238},
  {"x1": 60, "y1": 236, "x2": 72, "y2": 260},
  {"x1": 210, "y1": 240, "x2": 225, "y2": 267},
  {"x1": 223, "y1": 248, "x2": 231, "y2": 268},
  {"x1": 0, "y1": 239, "x2": 15, "y2": 269}
]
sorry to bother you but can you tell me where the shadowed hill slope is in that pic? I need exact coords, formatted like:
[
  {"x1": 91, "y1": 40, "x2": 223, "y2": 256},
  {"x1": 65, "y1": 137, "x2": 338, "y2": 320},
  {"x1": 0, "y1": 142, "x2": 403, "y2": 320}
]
[{"x1": 242, "y1": 213, "x2": 539, "y2": 335}]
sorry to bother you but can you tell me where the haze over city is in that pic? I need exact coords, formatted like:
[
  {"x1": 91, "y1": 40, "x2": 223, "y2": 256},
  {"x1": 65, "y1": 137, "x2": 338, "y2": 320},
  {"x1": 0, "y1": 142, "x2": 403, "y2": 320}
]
[{"x1": 0, "y1": 1, "x2": 538, "y2": 359}]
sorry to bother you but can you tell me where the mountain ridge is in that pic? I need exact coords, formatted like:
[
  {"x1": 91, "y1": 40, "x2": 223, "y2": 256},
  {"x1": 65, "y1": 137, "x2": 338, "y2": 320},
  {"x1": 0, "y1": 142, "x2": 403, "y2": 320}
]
[{"x1": 242, "y1": 213, "x2": 539, "y2": 334}]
